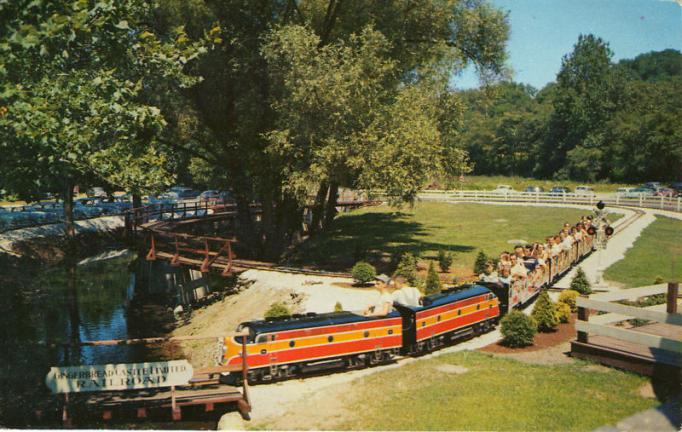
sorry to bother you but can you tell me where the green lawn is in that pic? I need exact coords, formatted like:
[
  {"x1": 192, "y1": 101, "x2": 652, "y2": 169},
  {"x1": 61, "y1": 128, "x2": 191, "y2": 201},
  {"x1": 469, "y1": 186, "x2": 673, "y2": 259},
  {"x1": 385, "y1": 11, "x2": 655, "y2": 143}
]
[
  {"x1": 293, "y1": 202, "x2": 591, "y2": 272},
  {"x1": 431, "y1": 175, "x2": 639, "y2": 193},
  {"x1": 255, "y1": 351, "x2": 656, "y2": 431},
  {"x1": 604, "y1": 216, "x2": 682, "y2": 288}
]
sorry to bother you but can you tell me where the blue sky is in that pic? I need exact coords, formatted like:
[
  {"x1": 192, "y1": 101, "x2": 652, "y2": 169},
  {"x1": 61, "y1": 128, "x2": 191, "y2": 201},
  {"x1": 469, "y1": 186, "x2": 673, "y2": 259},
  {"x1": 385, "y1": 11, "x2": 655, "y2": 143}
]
[{"x1": 453, "y1": 0, "x2": 682, "y2": 90}]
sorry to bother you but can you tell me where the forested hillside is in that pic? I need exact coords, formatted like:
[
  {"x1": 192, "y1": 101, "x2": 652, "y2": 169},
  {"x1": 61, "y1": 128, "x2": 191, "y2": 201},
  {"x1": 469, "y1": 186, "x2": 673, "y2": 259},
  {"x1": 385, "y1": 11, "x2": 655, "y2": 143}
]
[{"x1": 459, "y1": 42, "x2": 682, "y2": 182}]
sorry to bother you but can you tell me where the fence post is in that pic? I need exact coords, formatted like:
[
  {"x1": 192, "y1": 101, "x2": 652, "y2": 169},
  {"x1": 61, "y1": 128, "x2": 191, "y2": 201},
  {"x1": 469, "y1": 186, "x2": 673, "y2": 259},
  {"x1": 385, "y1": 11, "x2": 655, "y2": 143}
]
[
  {"x1": 678, "y1": 197, "x2": 681, "y2": 212},
  {"x1": 577, "y1": 304, "x2": 589, "y2": 343},
  {"x1": 668, "y1": 282, "x2": 679, "y2": 314},
  {"x1": 639, "y1": 194, "x2": 643, "y2": 207}
]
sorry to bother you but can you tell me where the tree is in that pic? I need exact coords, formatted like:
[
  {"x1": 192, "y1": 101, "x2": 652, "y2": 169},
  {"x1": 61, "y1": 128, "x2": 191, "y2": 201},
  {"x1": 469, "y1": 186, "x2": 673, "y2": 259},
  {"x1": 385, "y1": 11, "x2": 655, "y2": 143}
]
[
  {"x1": 570, "y1": 267, "x2": 592, "y2": 295},
  {"x1": 351, "y1": 261, "x2": 376, "y2": 285},
  {"x1": 558, "y1": 290, "x2": 580, "y2": 312},
  {"x1": 0, "y1": 0, "x2": 212, "y2": 238},
  {"x1": 156, "y1": 0, "x2": 509, "y2": 257},
  {"x1": 538, "y1": 34, "x2": 625, "y2": 180},
  {"x1": 425, "y1": 261, "x2": 442, "y2": 295},
  {"x1": 473, "y1": 251, "x2": 488, "y2": 275},
  {"x1": 394, "y1": 252, "x2": 418, "y2": 286},
  {"x1": 438, "y1": 249, "x2": 453, "y2": 273},
  {"x1": 531, "y1": 291, "x2": 558, "y2": 332}
]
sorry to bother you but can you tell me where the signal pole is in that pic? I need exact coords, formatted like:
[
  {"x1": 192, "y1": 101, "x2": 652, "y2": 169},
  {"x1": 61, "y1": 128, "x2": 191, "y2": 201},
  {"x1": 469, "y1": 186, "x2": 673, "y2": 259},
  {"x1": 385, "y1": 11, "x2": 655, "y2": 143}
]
[{"x1": 592, "y1": 201, "x2": 611, "y2": 288}]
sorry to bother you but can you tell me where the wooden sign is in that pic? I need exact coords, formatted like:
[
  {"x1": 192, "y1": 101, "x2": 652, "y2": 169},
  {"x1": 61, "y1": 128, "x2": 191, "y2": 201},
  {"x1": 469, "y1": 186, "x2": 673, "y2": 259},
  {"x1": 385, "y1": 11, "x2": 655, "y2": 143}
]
[{"x1": 45, "y1": 360, "x2": 193, "y2": 394}]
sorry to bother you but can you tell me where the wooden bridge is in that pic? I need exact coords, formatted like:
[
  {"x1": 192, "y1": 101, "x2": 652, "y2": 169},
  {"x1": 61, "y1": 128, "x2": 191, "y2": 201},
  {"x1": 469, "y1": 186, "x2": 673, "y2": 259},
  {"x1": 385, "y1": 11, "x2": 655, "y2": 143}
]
[{"x1": 125, "y1": 199, "x2": 381, "y2": 276}]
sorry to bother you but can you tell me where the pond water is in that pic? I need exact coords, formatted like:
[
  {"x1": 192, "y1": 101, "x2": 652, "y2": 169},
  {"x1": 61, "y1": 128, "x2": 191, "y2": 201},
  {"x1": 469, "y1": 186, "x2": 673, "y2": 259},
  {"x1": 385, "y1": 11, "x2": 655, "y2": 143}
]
[{"x1": 0, "y1": 250, "x2": 207, "y2": 426}]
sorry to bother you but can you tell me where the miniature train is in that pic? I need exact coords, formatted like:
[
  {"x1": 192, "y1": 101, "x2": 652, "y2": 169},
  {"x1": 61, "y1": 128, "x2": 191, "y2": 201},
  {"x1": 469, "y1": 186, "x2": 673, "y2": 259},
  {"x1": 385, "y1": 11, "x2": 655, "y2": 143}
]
[{"x1": 218, "y1": 229, "x2": 596, "y2": 383}]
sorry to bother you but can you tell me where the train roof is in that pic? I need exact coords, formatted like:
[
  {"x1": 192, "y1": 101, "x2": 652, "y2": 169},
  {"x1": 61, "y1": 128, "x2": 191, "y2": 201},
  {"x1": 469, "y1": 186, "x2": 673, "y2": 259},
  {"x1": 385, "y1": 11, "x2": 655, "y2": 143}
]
[
  {"x1": 241, "y1": 310, "x2": 401, "y2": 335},
  {"x1": 420, "y1": 284, "x2": 492, "y2": 309}
]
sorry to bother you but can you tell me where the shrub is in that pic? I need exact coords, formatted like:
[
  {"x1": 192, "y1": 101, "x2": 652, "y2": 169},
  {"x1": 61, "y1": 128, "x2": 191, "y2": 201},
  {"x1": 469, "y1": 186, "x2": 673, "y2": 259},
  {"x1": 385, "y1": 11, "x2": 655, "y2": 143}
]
[
  {"x1": 532, "y1": 291, "x2": 559, "y2": 332},
  {"x1": 473, "y1": 250, "x2": 488, "y2": 275},
  {"x1": 394, "y1": 252, "x2": 418, "y2": 285},
  {"x1": 500, "y1": 311, "x2": 537, "y2": 347},
  {"x1": 654, "y1": 276, "x2": 665, "y2": 284},
  {"x1": 570, "y1": 267, "x2": 592, "y2": 295},
  {"x1": 352, "y1": 261, "x2": 376, "y2": 285},
  {"x1": 558, "y1": 290, "x2": 580, "y2": 312},
  {"x1": 334, "y1": 301, "x2": 343, "y2": 312},
  {"x1": 437, "y1": 249, "x2": 453, "y2": 273},
  {"x1": 555, "y1": 302, "x2": 571, "y2": 323},
  {"x1": 264, "y1": 302, "x2": 290, "y2": 318},
  {"x1": 425, "y1": 261, "x2": 442, "y2": 294}
]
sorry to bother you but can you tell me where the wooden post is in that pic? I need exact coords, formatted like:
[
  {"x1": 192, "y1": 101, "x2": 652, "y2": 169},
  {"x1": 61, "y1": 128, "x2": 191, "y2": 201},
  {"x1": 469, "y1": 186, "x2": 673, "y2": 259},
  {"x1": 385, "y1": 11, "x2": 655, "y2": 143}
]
[
  {"x1": 577, "y1": 305, "x2": 590, "y2": 343},
  {"x1": 241, "y1": 335, "x2": 250, "y2": 406},
  {"x1": 667, "y1": 282, "x2": 679, "y2": 314},
  {"x1": 171, "y1": 385, "x2": 181, "y2": 420},
  {"x1": 62, "y1": 393, "x2": 72, "y2": 427}
]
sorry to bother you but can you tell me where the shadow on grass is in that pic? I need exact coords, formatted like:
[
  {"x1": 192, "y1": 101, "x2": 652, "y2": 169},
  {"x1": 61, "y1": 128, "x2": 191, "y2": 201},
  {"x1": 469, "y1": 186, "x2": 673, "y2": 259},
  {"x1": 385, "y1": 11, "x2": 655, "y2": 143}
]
[{"x1": 292, "y1": 212, "x2": 474, "y2": 272}]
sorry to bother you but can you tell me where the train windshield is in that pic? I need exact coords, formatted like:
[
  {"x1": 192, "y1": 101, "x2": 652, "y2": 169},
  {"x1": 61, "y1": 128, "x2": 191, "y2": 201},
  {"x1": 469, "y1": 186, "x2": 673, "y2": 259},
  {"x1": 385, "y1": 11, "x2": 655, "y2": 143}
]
[{"x1": 234, "y1": 324, "x2": 255, "y2": 343}]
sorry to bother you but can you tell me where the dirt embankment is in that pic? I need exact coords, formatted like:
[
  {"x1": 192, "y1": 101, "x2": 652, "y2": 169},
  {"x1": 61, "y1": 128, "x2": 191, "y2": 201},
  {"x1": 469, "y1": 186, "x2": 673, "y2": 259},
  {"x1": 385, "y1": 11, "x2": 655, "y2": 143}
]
[{"x1": 170, "y1": 277, "x2": 305, "y2": 369}]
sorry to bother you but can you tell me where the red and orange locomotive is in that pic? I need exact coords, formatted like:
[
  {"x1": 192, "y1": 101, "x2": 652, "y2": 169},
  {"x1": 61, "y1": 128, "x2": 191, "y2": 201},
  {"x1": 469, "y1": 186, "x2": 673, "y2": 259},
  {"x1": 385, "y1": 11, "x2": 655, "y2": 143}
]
[{"x1": 220, "y1": 285, "x2": 499, "y2": 382}]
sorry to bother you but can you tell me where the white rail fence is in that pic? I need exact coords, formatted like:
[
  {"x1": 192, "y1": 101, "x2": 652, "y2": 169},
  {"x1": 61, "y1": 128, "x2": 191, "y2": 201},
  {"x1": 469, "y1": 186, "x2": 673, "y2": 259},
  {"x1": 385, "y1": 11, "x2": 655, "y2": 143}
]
[{"x1": 417, "y1": 190, "x2": 682, "y2": 213}]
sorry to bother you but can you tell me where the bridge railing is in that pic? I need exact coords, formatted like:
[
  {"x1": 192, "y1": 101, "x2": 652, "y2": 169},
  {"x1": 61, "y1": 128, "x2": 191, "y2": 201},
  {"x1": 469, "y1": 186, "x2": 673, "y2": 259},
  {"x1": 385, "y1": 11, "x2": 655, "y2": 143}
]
[
  {"x1": 145, "y1": 230, "x2": 238, "y2": 276},
  {"x1": 417, "y1": 190, "x2": 682, "y2": 212}
]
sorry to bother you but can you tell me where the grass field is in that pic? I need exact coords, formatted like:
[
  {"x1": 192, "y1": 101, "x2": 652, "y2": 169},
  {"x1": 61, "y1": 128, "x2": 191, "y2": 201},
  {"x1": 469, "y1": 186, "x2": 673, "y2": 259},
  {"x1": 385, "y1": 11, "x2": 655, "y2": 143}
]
[
  {"x1": 255, "y1": 351, "x2": 656, "y2": 431},
  {"x1": 432, "y1": 175, "x2": 639, "y2": 193},
  {"x1": 294, "y1": 202, "x2": 592, "y2": 273},
  {"x1": 604, "y1": 216, "x2": 682, "y2": 287}
]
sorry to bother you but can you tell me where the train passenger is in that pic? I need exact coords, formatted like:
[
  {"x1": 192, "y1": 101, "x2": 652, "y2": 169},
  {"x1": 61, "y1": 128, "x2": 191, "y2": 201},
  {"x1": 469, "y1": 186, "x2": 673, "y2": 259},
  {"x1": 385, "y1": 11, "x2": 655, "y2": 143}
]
[
  {"x1": 498, "y1": 267, "x2": 512, "y2": 286},
  {"x1": 560, "y1": 231, "x2": 573, "y2": 251},
  {"x1": 523, "y1": 245, "x2": 538, "y2": 271},
  {"x1": 363, "y1": 274, "x2": 394, "y2": 316},
  {"x1": 498, "y1": 252, "x2": 512, "y2": 273},
  {"x1": 391, "y1": 275, "x2": 423, "y2": 307},
  {"x1": 550, "y1": 235, "x2": 562, "y2": 257},
  {"x1": 479, "y1": 262, "x2": 499, "y2": 283},
  {"x1": 510, "y1": 255, "x2": 528, "y2": 280}
]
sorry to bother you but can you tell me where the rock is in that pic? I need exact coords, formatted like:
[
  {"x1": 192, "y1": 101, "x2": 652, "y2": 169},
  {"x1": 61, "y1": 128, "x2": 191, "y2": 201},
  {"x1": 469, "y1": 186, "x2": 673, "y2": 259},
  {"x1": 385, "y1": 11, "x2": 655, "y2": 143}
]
[{"x1": 218, "y1": 411, "x2": 247, "y2": 431}]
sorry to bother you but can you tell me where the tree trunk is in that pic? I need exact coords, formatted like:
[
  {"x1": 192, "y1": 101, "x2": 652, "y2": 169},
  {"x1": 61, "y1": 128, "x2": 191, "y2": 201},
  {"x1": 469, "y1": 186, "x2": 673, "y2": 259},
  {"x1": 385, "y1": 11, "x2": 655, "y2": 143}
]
[
  {"x1": 309, "y1": 182, "x2": 329, "y2": 236},
  {"x1": 65, "y1": 259, "x2": 81, "y2": 364},
  {"x1": 323, "y1": 181, "x2": 339, "y2": 230},
  {"x1": 132, "y1": 193, "x2": 142, "y2": 209},
  {"x1": 235, "y1": 194, "x2": 258, "y2": 257},
  {"x1": 63, "y1": 179, "x2": 75, "y2": 239}
]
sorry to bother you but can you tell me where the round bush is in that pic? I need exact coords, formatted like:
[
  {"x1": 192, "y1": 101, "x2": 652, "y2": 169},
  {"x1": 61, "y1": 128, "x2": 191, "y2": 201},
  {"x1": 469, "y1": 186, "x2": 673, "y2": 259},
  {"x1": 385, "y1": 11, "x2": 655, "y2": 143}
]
[
  {"x1": 500, "y1": 310, "x2": 537, "y2": 347},
  {"x1": 555, "y1": 302, "x2": 571, "y2": 323},
  {"x1": 352, "y1": 261, "x2": 377, "y2": 285},
  {"x1": 558, "y1": 289, "x2": 579, "y2": 312},
  {"x1": 264, "y1": 302, "x2": 290, "y2": 318}
]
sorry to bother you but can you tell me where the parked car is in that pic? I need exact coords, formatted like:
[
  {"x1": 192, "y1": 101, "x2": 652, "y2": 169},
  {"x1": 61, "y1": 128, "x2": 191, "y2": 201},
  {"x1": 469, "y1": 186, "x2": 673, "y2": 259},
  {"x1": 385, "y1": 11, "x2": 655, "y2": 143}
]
[
  {"x1": 616, "y1": 187, "x2": 634, "y2": 197},
  {"x1": 493, "y1": 185, "x2": 514, "y2": 194},
  {"x1": 169, "y1": 187, "x2": 200, "y2": 199},
  {"x1": 653, "y1": 187, "x2": 676, "y2": 197},
  {"x1": 200, "y1": 190, "x2": 233, "y2": 202},
  {"x1": 549, "y1": 186, "x2": 571, "y2": 195},
  {"x1": 629, "y1": 187, "x2": 656, "y2": 197},
  {"x1": 86, "y1": 187, "x2": 108, "y2": 198},
  {"x1": 574, "y1": 185, "x2": 596, "y2": 196},
  {"x1": 523, "y1": 186, "x2": 544, "y2": 193},
  {"x1": 670, "y1": 182, "x2": 682, "y2": 193},
  {"x1": 642, "y1": 182, "x2": 662, "y2": 191}
]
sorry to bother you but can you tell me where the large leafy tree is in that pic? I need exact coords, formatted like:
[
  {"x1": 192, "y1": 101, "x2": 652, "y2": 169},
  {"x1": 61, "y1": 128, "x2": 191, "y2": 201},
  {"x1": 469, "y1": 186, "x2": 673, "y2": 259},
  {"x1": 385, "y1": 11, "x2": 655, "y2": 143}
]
[
  {"x1": 538, "y1": 34, "x2": 624, "y2": 180},
  {"x1": 0, "y1": 0, "x2": 211, "y2": 236},
  {"x1": 158, "y1": 0, "x2": 509, "y2": 257}
]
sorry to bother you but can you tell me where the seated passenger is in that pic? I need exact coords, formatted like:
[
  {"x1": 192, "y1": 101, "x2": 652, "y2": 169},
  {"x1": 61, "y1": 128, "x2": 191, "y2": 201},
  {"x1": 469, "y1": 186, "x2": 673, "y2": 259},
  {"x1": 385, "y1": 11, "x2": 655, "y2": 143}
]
[
  {"x1": 391, "y1": 276, "x2": 423, "y2": 307},
  {"x1": 498, "y1": 267, "x2": 512, "y2": 286},
  {"x1": 523, "y1": 245, "x2": 538, "y2": 271},
  {"x1": 479, "y1": 262, "x2": 499, "y2": 284},
  {"x1": 550, "y1": 235, "x2": 562, "y2": 257},
  {"x1": 498, "y1": 252, "x2": 512, "y2": 272},
  {"x1": 560, "y1": 231, "x2": 573, "y2": 251},
  {"x1": 363, "y1": 274, "x2": 394, "y2": 316},
  {"x1": 510, "y1": 255, "x2": 528, "y2": 280}
]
